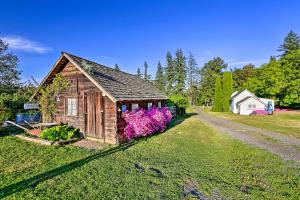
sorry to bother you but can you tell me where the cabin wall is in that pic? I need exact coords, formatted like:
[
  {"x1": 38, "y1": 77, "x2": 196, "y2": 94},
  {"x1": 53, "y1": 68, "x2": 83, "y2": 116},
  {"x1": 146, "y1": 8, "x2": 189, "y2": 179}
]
[
  {"x1": 54, "y1": 61, "x2": 117, "y2": 144},
  {"x1": 103, "y1": 96, "x2": 117, "y2": 144}
]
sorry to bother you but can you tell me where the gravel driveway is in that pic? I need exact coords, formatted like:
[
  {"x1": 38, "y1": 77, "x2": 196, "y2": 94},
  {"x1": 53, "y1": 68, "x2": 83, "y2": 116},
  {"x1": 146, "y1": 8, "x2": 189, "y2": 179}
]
[{"x1": 197, "y1": 110, "x2": 300, "y2": 162}]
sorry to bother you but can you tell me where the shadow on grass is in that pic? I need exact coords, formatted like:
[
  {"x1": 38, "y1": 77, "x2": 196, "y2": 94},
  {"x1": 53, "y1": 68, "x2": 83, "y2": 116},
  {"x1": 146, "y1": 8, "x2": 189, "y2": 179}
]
[
  {"x1": 0, "y1": 141, "x2": 137, "y2": 198},
  {"x1": 0, "y1": 113, "x2": 196, "y2": 198}
]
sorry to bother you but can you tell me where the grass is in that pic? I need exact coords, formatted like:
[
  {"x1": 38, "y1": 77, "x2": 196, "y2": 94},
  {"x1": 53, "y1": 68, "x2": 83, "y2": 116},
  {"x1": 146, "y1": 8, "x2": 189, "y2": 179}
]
[
  {"x1": 206, "y1": 110, "x2": 300, "y2": 139},
  {"x1": 0, "y1": 114, "x2": 299, "y2": 199}
]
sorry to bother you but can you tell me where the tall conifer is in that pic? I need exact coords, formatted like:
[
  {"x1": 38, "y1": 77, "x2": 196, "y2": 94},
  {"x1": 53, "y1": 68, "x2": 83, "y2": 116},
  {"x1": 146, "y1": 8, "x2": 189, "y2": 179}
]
[
  {"x1": 222, "y1": 72, "x2": 233, "y2": 112},
  {"x1": 143, "y1": 61, "x2": 151, "y2": 81},
  {"x1": 154, "y1": 61, "x2": 165, "y2": 92},
  {"x1": 165, "y1": 51, "x2": 175, "y2": 95},
  {"x1": 212, "y1": 77, "x2": 222, "y2": 112},
  {"x1": 174, "y1": 48, "x2": 186, "y2": 94}
]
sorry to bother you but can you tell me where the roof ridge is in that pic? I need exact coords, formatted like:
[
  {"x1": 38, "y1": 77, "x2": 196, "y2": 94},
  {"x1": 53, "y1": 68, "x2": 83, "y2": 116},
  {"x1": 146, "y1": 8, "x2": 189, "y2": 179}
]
[{"x1": 62, "y1": 51, "x2": 139, "y2": 78}]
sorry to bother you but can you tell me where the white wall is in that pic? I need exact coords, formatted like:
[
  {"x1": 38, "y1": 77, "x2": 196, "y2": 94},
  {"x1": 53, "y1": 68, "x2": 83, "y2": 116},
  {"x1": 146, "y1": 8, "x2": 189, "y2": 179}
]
[
  {"x1": 231, "y1": 90, "x2": 254, "y2": 114},
  {"x1": 239, "y1": 98, "x2": 266, "y2": 115},
  {"x1": 259, "y1": 98, "x2": 275, "y2": 109}
]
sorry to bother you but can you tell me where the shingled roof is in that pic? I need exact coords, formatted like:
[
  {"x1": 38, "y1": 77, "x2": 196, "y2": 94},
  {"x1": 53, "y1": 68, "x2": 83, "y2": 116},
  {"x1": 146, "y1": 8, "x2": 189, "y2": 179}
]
[{"x1": 33, "y1": 52, "x2": 167, "y2": 102}]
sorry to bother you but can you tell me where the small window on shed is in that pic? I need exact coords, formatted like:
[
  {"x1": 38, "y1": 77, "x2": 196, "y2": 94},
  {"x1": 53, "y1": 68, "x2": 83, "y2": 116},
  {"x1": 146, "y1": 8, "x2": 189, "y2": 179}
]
[
  {"x1": 67, "y1": 98, "x2": 77, "y2": 116},
  {"x1": 132, "y1": 103, "x2": 139, "y2": 110},
  {"x1": 147, "y1": 102, "x2": 152, "y2": 109},
  {"x1": 248, "y1": 104, "x2": 252, "y2": 109},
  {"x1": 158, "y1": 101, "x2": 162, "y2": 108}
]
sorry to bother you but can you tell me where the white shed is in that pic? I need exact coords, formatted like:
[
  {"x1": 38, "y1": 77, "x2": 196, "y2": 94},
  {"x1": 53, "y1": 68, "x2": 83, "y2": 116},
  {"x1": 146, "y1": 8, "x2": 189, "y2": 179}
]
[
  {"x1": 230, "y1": 89, "x2": 275, "y2": 115},
  {"x1": 236, "y1": 96, "x2": 266, "y2": 115},
  {"x1": 230, "y1": 89, "x2": 255, "y2": 114}
]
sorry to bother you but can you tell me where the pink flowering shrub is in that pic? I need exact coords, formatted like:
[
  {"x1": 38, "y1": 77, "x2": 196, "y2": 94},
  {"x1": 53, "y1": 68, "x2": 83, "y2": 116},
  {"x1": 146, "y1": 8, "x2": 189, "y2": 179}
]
[{"x1": 123, "y1": 107, "x2": 172, "y2": 141}]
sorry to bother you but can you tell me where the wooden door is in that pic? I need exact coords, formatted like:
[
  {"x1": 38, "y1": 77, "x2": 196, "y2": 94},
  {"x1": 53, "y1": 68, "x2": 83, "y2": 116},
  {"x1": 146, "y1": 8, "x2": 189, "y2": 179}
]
[{"x1": 85, "y1": 92, "x2": 103, "y2": 138}]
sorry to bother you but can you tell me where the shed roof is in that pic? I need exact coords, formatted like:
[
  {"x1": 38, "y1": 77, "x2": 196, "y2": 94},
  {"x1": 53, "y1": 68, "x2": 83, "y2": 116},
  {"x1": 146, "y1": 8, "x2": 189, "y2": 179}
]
[
  {"x1": 32, "y1": 52, "x2": 167, "y2": 102},
  {"x1": 236, "y1": 96, "x2": 266, "y2": 106}
]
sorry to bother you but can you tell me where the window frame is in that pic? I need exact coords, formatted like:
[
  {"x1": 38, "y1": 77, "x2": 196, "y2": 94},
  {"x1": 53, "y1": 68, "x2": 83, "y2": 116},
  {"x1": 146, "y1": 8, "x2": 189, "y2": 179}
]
[
  {"x1": 66, "y1": 97, "x2": 78, "y2": 116},
  {"x1": 158, "y1": 101, "x2": 162, "y2": 108},
  {"x1": 131, "y1": 103, "x2": 139, "y2": 110}
]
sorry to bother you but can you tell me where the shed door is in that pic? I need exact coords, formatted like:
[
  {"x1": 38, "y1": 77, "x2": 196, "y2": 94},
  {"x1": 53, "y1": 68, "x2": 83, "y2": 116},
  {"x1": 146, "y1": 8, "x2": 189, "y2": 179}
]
[{"x1": 85, "y1": 92, "x2": 103, "y2": 138}]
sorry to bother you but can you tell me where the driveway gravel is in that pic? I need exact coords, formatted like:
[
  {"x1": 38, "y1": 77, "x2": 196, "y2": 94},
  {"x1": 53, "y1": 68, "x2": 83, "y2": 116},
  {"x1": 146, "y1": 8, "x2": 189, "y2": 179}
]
[{"x1": 197, "y1": 110, "x2": 300, "y2": 162}]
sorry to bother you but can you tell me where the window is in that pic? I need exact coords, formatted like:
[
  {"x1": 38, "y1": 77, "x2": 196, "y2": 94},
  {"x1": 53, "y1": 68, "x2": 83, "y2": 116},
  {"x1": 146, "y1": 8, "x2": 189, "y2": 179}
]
[
  {"x1": 248, "y1": 104, "x2": 256, "y2": 109},
  {"x1": 147, "y1": 102, "x2": 152, "y2": 109},
  {"x1": 67, "y1": 98, "x2": 77, "y2": 116},
  {"x1": 132, "y1": 103, "x2": 139, "y2": 110},
  {"x1": 158, "y1": 101, "x2": 162, "y2": 108}
]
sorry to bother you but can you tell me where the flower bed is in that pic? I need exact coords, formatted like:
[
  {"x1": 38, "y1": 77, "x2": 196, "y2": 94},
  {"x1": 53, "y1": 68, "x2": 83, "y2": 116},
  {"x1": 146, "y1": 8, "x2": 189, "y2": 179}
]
[{"x1": 123, "y1": 107, "x2": 172, "y2": 141}]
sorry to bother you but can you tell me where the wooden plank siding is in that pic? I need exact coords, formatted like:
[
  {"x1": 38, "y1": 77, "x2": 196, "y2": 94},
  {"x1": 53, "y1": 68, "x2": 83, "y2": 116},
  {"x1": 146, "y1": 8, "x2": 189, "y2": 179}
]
[
  {"x1": 54, "y1": 61, "x2": 117, "y2": 144},
  {"x1": 52, "y1": 61, "x2": 166, "y2": 144}
]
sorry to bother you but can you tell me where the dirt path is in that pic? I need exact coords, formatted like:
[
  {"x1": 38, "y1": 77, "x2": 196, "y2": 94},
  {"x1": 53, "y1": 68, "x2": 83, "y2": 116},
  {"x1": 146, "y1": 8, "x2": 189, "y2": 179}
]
[{"x1": 197, "y1": 110, "x2": 300, "y2": 162}]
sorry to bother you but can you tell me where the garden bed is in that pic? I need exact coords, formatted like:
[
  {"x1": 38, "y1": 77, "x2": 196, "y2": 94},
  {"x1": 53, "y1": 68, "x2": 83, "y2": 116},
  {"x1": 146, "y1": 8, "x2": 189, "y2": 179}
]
[{"x1": 14, "y1": 133, "x2": 81, "y2": 146}]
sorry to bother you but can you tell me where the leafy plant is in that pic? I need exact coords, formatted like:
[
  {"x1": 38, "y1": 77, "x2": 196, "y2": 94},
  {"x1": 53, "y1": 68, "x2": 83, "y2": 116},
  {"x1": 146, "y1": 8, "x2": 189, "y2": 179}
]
[
  {"x1": 38, "y1": 74, "x2": 70, "y2": 122},
  {"x1": 168, "y1": 95, "x2": 189, "y2": 108},
  {"x1": 40, "y1": 125, "x2": 80, "y2": 141}
]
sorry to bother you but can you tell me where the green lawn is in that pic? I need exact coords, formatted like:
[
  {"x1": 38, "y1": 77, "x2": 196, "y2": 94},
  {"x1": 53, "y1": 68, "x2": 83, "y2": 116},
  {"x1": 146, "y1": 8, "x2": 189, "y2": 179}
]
[
  {"x1": 206, "y1": 111, "x2": 300, "y2": 139},
  {"x1": 0, "y1": 115, "x2": 299, "y2": 199}
]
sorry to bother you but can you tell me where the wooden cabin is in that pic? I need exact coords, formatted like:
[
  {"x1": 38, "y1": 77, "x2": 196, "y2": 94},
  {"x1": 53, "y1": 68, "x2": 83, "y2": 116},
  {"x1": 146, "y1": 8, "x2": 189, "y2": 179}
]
[{"x1": 32, "y1": 52, "x2": 167, "y2": 144}]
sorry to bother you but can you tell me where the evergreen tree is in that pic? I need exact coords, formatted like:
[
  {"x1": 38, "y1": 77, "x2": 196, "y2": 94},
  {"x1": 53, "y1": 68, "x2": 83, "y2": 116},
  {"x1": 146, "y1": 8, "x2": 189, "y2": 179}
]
[
  {"x1": 114, "y1": 64, "x2": 120, "y2": 71},
  {"x1": 136, "y1": 67, "x2": 142, "y2": 78},
  {"x1": 212, "y1": 77, "x2": 222, "y2": 112},
  {"x1": 174, "y1": 48, "x2": 186, "y2": 94},
  {"x1": 187, "y1": 52, "x2": 198, "y2": 104},
  {"x1": 165, "y1": 51, "x2": 175, "y2": 95},
  {"x1": 222, "y1": 72, "x2": 233, "y2": 112},
  {"x1": 199, "y1": 57, "x2": 227, "y2": 105},
  {"x1": 154, "y1": 61, "x2": 165, "y2": 92},
  {"x1": 143, "y1": 61, "x2": 151, "y2": 81},
  {"x1": 278, "y1": 30, "x2": 300, "y2": 56}
]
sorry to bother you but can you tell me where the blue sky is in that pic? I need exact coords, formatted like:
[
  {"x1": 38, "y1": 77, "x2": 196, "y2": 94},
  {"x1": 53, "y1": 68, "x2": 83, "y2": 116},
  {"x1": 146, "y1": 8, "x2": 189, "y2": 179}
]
[{"x1": 1, "y1": 0, "x2": 300, "y2": 82}]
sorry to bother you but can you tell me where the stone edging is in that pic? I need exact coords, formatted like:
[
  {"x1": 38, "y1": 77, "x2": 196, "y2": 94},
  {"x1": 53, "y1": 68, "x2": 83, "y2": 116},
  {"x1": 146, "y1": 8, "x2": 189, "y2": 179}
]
[{"x1": 13, "y1": 134, "x2": 81, "y2": 146}]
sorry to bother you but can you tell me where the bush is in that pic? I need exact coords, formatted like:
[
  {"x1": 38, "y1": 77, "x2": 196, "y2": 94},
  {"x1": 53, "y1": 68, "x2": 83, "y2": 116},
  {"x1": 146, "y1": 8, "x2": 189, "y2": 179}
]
[
  {"x1": 40, "y1": 125, "x2": 80, "y2": 141},
  {"x1": 123, "y1": 107, "x2": 172, "y2": 141},
  {"x1": 168, "y1": 95, "x2": 189, "y2": 108},
  {"x1": 0, "y1": 126, "x2": 24, "y2": 136}
]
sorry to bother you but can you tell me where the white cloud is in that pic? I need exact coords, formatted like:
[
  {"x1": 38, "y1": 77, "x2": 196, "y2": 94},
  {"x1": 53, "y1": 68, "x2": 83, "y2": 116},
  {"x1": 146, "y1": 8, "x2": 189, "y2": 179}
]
[
  {"x1": 228, "y1": 59, "x2": 267, "y2": 68},
  {"x1": 0, "y1": 35, "x2": 51, "y2": 54}
]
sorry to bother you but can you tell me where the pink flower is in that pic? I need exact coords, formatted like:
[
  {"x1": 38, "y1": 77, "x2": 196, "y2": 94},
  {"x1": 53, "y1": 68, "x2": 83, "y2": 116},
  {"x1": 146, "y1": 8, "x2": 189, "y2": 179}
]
[{"x1": 123, "y1": 107, "x2": 172, "y2": 141}]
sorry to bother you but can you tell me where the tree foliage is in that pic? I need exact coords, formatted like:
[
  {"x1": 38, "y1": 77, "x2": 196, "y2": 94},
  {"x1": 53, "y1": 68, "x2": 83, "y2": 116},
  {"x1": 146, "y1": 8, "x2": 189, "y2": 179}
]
[
  {"x1": 174, "y1": 48, "x2": 186, "y2": 94},
  {"x1": 212, "y1": 77, "x2": 222, "y2": 112},
  {"x1": 187, "y1": 52, "x2": 199, "y2": 105},
  {"x1": 0, "y1": 38, "x2": 20, "y2": 94},
  {"x1": 199, "y1": 57, "x2": 227, "y2": 105},
  {"x1": 222, "y1": 72, "x2": 233, "y2": 112},
  {"x1": 278, "y1": 30, "x2": 300, "y2": 56},
  {"x1": 232, "y1": 64, "x2": 256, "y2": 91},
  {"x1": 143, "y1": 61, "x2": 151, "y2": 81},
  {"x1": 0, "y1": 39, "x2": 36, "y2": 123},
  {"x1": 243, "y1": 31, "x2": 300, "y2": 108},
  {"x1": 114, "y1": 64, "x2": 120, "y2": 71},
  {"x1": 38, "y1": 74, "x2": 70, "y2": 122},
  {"x1": 136, "y1": 67, "x2": 142, "y2": 78},
  {"x1": 154, "y1": 61, "x2": 165, "y2": 92},
  {"x1": 165, "y1": 51, "x2": 175, "y2": 95}
]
